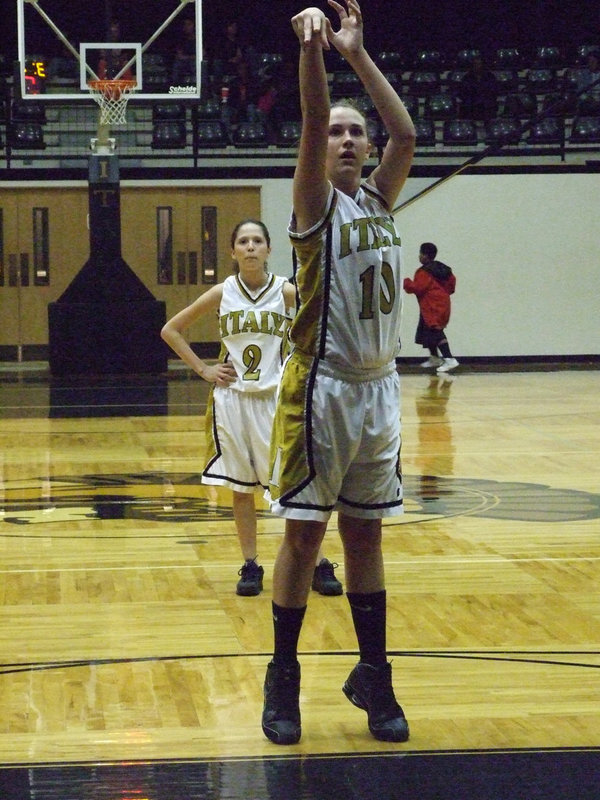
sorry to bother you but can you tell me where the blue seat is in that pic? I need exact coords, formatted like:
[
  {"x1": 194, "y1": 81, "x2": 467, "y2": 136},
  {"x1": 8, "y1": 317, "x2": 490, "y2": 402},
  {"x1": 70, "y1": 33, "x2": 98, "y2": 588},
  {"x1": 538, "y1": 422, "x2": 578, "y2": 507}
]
[
  {"x1": 494, "y1": 48, "x2": 523, "y2": 70},
  {"x1": 570, "y1": 116, "x2": 600, "y2": 143},
  {"x1": 414, "y1": 118, "x2": 436, "y2": 146},
  {"x1": 10, "y1": 122, "x2": 45, "y2": 149},
  {"x1": 501, "y1": 92, "x2": 537, "y2": 118},
  {"x1": 232, "y1": 121, "x2": 269, "y2": 147},
  {"x1": 152, "y1": 120, "x2": 187, "y2": 149},
  {"x1": 485, "y1": 117, "x2": 522, "y2": 145},
  {"x1": 443, "y1": 119, "x2": 478, "y2": 146},
  {"x1": 455, "y1": 49, "x2": 482, "y2": 69},
  {"x1": 376, "y1": 51, "x2": 404, "y2": 70},
  {"x1": 408, "y1": 71, "x2": 440, "y2": 96},
  {"x1": 527, "y1": 117, "x2": 564, "y2": 145},
  {"x1": 353, "y1": 94, "x2": 375, "y2": 118},
  {"x1": 533, "y1": 46, "x2": 565, "y2": 69},
  {"x1": 414, "y1": 49, "x2": 445, "y2": 71},
  {"x1": 401, "y1": 95, "x2": 419, "y2": 118},
  {"x1": 196, "y1": 120, "x2": 228, "y2": 147},
  {"x1": 424, "y1": 93, "x2": 459, "y2": 119},
  {"x1": 541, "y1": 92, "x2": 578, "y2": 117},
  {"x1": 196, "y1": 98, "x2": 221, "y2": 120},
  {"x1": 577, "y1": 94, "x2": 600, "y2": 115},
  {"x1": 11, "y1": 100, "x2": 46, "y2": 123},
  {"x1": 494, "y1": 70, "x2": 519, "y2": 93},
  {"x1": 152, "y1": 103, "x2": 186, "y2": 122},
  {"x1": 525, "y1": 69, "x2": 558, "y2": 94},
  {"x1": 276, "y1": 120, "x2": 302, "y2": 148},
  {"x1": 331, "y1": 71, "x2": 363, "y2": 97}
]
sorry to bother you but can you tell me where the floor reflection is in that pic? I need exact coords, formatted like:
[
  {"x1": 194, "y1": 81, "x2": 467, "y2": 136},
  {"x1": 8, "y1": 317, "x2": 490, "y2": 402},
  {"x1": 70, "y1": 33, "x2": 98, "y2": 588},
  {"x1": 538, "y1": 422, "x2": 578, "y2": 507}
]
[
  {"x1": 414, "y1": 374, "x2": 456, "y2": 501},
  {"x1": 2, "y1": 749, "x2": 599, "y2": 800},
  {"x1": 0, "y1": 366, "x2": 210, "y2": 419}
]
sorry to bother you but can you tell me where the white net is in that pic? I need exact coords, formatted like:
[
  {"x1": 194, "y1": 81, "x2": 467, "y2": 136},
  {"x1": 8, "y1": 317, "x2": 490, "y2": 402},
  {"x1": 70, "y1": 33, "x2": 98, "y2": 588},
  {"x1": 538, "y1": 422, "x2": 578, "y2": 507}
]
[{"x1": 88, "y1": 80, "x2": 137, "y2": 126}]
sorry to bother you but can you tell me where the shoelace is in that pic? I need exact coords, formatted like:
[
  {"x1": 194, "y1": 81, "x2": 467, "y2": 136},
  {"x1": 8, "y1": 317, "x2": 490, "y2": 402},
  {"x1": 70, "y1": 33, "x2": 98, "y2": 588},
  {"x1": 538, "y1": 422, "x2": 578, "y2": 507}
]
[
  {"x1": 320, "y1": 561, "x2": 339, "y2": 579},
  {"x1": 238, "y1": 557, "x2": 260, "y2": 577}
]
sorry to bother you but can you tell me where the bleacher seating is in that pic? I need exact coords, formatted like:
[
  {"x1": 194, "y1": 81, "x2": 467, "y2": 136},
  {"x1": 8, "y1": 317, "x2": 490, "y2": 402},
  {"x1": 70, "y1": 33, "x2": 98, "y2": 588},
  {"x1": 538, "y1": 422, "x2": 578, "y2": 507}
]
[
  {"x1": 376, "y1": 52, "x2": 404, "y2": 70},
  {"x1": 276, "y1": 119, "x2": 302, "y2": 148},
  {"x1": 408, "y1": 71, "x2": 440, "y2": 96},
  {"x1": 331, "y1": 71, "x2": 363, "y2": 97},
  {"x1": 525, "y1": 68, "x2": 559, "y2": 94},
  {"x1": 414, "y1": 50, "x2": 445, "y2": 71},
  {"x1": 494, "y1": 48, "x2": 523, "y2": 70},
  {"x1": 195, "y1": 120, "x2": 228, "y2": 147},
  {"x1": 494, "y1": 70, "x2": 519, "y2": 93},
  {"x1": 501, "y1": 92, "x2": 537, "y2": 118},
  {"x1": 542, "y1": 92, "x2": 578, "y2": 117},
  {"x1": 424, "y1": 93, "x2": 459, "y2": 120},
  {"x1": 570, "y1": 116, "x2": 600, "y2": 143},
  {"x1": 456, "y1": 49, "x2": 481, "y2": 68},
  {"x1": 232, "y1": 121, "x2": 269, "y2": 147},
  {"x1": 443, "y1": 119, "x2": 478, "y2": 146},
  {"x1": 485, "y1": 118, "x2": 522, "y2": 145},
  {"x1": 2, "y1": 39, "x2": 600, "y2": 165},
  {"x1": 533, "y1": 46, "x2": 565, "y2": 69},
  {"x1": 577, "y1": 93, "x2": 600, "y2": 115},
  {"x1": 527, "y1": 117, "x2": 565, "y2": 145},
  {"x1": 414, "y1": 118, "x2": 436, "y2": 146}
]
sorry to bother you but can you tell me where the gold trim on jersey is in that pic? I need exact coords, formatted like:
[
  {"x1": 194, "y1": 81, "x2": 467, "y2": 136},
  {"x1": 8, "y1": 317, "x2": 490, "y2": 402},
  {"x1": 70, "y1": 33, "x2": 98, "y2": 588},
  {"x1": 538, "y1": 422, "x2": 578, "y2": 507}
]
[
  {"x1": 269, "y1": 351, "x2": 320, "y2": 505},
  {"x1": 204, "y1": 384, "x2": 218, "y2": 469},
  {"x1": 235, "y1": 272, "x2": 275, "y2": 303}
]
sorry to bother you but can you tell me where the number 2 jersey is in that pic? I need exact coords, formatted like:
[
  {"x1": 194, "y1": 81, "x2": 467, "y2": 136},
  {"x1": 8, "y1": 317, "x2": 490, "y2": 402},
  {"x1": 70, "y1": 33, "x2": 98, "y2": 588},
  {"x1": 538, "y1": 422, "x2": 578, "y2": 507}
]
[
  {"x1": 217, "y1": 272, "x2": 290, "y2": 392},
  {"x1": 288, "y1": 181, "x2": 403, "y2": 374}
]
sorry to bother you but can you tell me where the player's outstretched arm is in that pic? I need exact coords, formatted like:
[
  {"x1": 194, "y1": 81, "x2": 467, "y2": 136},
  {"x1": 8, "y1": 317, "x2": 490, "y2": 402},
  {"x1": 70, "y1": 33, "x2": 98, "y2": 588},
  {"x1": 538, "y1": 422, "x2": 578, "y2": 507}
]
[
  {"x1": 328, "y1": 0, "x2": 415, "y2": 208},
  {"x1": 290, "y1": 6, "x2": 332, "y2": 234}
]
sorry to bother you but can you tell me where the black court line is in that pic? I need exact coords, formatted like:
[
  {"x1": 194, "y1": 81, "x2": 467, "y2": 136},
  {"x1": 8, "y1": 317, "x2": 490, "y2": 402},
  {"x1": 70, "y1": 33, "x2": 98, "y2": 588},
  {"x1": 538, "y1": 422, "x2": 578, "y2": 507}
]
[{"x1": 1, "y1": 649, "x2": 599, "y2": 675}]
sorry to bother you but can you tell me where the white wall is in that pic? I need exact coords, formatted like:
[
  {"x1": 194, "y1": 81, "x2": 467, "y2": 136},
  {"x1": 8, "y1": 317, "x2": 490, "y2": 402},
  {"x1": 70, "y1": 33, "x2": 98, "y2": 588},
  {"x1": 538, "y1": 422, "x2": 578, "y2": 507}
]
[{"x1": 260, "y1": 173, "x2": 600, "y2": 358}]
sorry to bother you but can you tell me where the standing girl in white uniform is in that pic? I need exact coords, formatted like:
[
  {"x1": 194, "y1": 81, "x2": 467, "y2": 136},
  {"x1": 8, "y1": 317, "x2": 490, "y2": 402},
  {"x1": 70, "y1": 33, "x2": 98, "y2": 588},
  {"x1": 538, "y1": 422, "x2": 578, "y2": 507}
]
[{"x1": 161, "y1": 220, "x2": 342, "y2": 597}]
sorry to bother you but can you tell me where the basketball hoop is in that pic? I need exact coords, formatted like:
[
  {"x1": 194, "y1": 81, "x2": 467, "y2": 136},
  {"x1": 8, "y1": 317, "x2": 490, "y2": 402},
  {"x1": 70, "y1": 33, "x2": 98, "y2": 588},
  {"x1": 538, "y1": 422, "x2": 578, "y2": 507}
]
[{"x1": 88, "y1": 79, "x2": 137, "y2": 126}]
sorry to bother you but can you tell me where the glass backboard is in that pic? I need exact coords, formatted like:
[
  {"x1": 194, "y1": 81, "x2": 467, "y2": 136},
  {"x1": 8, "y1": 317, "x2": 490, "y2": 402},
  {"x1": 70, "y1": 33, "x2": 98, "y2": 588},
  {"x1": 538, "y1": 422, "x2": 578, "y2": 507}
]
[{"x1": 17, "y1": 0, "x2": 202, "y2": 101}]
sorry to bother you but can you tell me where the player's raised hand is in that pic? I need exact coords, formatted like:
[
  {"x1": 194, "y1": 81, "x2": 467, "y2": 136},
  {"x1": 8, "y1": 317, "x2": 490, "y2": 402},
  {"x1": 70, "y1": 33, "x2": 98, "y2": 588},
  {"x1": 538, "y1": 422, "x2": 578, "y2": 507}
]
[
  {"x1": 326, "y1": 0, "x2": 364, "y2": 58},
  {"x1": 291, "y1": 7, "x2": 332, "y2": 49}
]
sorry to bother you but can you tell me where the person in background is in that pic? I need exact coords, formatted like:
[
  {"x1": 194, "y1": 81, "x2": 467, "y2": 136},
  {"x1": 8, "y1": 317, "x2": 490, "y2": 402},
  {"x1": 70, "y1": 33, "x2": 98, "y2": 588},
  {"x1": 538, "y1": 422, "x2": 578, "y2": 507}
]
[
  {"x1": 458, "y1": 55, "x2": 498, "y2": 120},
  {"x1": 161, "y1": 220, "x2": 342, "y2": 597},
  {"x1": 404, "y1": 242, "x2": 458, "y2": 373},
  {"x1": 97, "y1": 19, "x2": 133, "y2": 81},
  {"x1": 575, "y1": 50, "x2": 600, "y2": 102},
  {"x1": 262, "y1": 0, "x2": 415, "y2": 745},
  {"x1": 171, "y1": 16, "x2": 197, "y2": 85}
]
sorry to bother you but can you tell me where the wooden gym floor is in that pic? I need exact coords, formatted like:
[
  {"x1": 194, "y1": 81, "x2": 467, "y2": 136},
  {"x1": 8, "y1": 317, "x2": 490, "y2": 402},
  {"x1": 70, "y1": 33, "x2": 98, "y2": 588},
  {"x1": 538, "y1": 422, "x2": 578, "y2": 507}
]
[{"x1": 0, "y1": 360, "x2": 599, "y2": 798}]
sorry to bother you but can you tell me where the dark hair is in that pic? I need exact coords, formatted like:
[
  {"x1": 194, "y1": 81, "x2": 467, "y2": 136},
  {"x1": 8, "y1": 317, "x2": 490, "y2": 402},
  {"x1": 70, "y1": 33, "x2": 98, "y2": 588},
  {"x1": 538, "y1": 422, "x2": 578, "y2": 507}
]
[
  {"x1": 420, "y1": 242, "x2": 438, "y2": 260},
  {"x1": 230, "y1": 219, "x2": 271, "y2": 248}
]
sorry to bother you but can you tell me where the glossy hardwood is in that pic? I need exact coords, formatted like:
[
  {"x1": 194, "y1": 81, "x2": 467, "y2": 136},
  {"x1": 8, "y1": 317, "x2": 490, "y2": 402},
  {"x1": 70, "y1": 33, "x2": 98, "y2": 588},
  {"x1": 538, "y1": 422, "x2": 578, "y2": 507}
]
[{"x1": 1, "y1": 368, "x2": 599, "y2": 764}]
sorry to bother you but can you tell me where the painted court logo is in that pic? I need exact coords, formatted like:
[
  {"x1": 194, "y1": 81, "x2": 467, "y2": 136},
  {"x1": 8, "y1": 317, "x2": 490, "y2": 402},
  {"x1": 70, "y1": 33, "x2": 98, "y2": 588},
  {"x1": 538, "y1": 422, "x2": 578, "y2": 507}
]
[{"x1": 0, "y1": 472, "x2": 599, "y2": 527}]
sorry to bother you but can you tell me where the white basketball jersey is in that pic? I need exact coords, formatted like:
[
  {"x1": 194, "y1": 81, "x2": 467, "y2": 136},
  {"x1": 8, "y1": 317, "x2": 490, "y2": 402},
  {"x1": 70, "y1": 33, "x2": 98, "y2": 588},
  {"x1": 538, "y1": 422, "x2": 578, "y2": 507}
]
[
  {"x1": 218, "y1": 273, "x2": 289, "y2": 392},
  {"x1": 289, "y1": 182, "x2": 403, "y2": 372}
]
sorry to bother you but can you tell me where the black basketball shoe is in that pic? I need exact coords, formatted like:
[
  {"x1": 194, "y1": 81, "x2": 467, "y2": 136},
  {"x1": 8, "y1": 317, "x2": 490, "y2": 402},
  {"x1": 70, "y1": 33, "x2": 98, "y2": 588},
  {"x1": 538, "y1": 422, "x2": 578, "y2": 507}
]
[
  {"x1": 236, "y1": 558, "x2": 264, "y2": 596},
  {"x1": 342, "y1": 661, "x2": 409, "y2": 742},
  {"x1": 262, "y1": 660, "x2": 301, "y2": 745},
  {"x1": 311, "y1": 558, "x2": 343, "y2": 595}
]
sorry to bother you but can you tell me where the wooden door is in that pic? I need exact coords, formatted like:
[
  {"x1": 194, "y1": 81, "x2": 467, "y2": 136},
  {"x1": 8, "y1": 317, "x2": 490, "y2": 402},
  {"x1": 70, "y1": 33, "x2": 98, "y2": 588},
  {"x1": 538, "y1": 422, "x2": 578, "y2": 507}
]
[
  {"x1": 120, "y1": 185, "x2": 261, "y2": 349},
  {"x1": 0, "y1": 187, "x2": 89, "y2": 353},
  {"x1": 0, "y1": 193, "x2": 21, "y2": 350}
]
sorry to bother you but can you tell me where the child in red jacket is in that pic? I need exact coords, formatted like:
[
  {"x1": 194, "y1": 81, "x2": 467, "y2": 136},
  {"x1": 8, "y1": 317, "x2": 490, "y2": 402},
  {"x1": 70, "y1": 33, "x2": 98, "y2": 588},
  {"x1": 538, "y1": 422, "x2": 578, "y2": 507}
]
[{"x1": 404, "y1": 242, "x2": 458, "y2": 373}]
